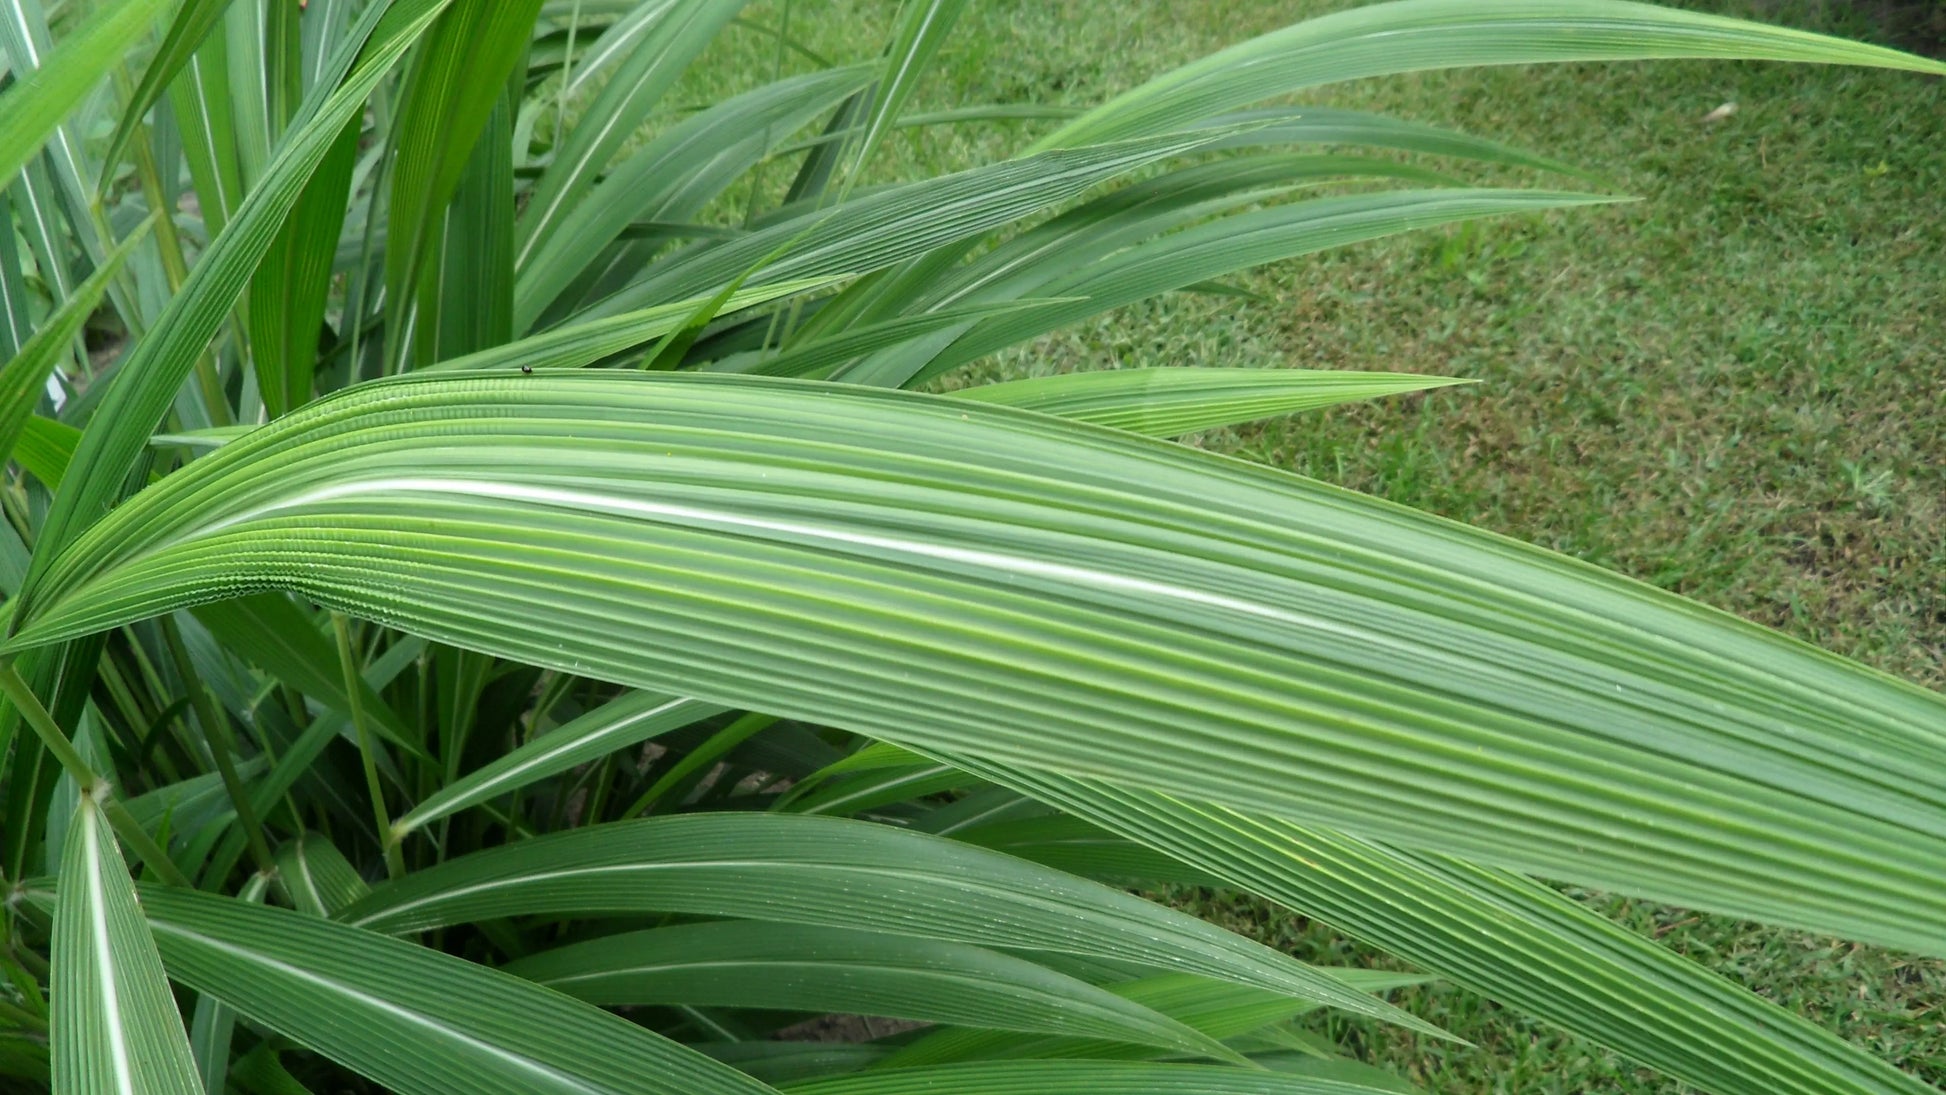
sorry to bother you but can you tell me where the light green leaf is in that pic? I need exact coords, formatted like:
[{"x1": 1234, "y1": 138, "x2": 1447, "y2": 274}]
[
  {"x1": 338, "y1": 812, "x2": 1433, "y2": 1034},
  {"x1": 1031, "y1": 0, "x2": 1946, "y2": 151},
  {"x1": 134, "y1": 886, "x2": 780, "y2": 1095},
  {"x1": 52, "y1": 798, "x2": 203, "y2": 1095},
  {"x1": 272, "y1": 832, "x2": 370, "y2": 917},
  {"x1": 884, "y1": 968, "x2": 1429, "y2": 1069},
  {"x1": 575, "y1": 129, "x2": 1227, "y2": 322},
  {"x1": 516, "y1": 0, "x2": 752, "y2": 287},
  {"x1": 9, "y1": 372, "x2": 1945, "y2": 957},
  {"x1": 946, "y1": 757, "x2": 1936, "y2": 1095},
  {"x1": 428, "y1": 278, "x2": 840, "y2": 372},
  {"x1": 953, "y1": 367, "x2": 1468, "y2": 437},
  {"x1": 786, "y1": 1061, "x2": 1403, "y2": 1095},
  {"x1": 394, "y1": 691, "x2": 724, "y2": 835},
  {"x1": 0, "y1": 0, "x2": 174, "y2": 192},
  {"x1": 504, "y1": 919, "x2": 1241, "y2": 1060},
  {"x1": 515, "y1": 64, "x2": 874, "y2": 327},
  {"x1": 14, "y1": 0, "x2": 456, "y2": 589},
  {"x1": 383, "y1": 0, "x2": 543, "y2": 372},
  {"x1": 99, "y1": 0, "x2": 237, "y2": 192},
  {"x1": 875, "y1": 189, "x2": 1625, "y2": 388},
  {"x1": 0, "y1": 221, "x2": 150, "y2": 465}
]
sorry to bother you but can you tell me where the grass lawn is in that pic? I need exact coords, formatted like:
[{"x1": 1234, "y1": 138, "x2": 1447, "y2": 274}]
[{"x1": 664, "y1": 1, "x2": 1946, "y2": 1088}]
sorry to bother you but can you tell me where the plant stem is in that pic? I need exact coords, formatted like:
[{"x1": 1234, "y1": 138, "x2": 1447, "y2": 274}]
[
  {"x1": 331, "y1": 612, "x2": 405, "y2": 879},
  {"x1": 99, "y1": 798, "x2": 193, "y2": 888},
  {"x1": 0, "y1": 661, "x2": 97, "y2": 789},
  {"x1": 160, "y1": 616, "x2": 275, "y2": 875},
  {"x1": 0, "y1": 659, "x2": 195, "y2": 887}
]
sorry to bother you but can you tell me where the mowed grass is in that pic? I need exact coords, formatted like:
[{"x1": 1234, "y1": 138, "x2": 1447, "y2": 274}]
[{"x1": 678, "y1": 1, "x2": 1946, "y2": 1089}]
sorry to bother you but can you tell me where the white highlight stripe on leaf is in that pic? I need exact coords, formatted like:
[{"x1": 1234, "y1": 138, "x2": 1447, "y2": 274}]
[{"x1": 81, "y1": 805, "x2": 139, "y2": 1095}]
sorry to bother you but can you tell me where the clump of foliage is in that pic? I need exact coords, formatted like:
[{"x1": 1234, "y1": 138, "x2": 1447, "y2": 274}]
[{"x1": 0, "y1": 2, "x2": 1941, "y2": 1093}]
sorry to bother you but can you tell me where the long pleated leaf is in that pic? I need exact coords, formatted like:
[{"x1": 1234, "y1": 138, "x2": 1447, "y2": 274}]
[
  {"x1": 0, "y1": 221, "x2": 148, "y2": 465},
  {"x1": 98, "y1": 0, "x2": 235, "y2": 192},
  {"x1": 52, "y1": 799, "x2": 203, "y2": 1095},
  {"x1": 882, "y1": 969, "x2": 1428, "y2": 1069},
  {"x1": 272, "y1": 832, "x2": 370, "y2": 917},
  {"x1": 131, "y1": 887, "x2": 779, "y2": 1095},
  {"x1": 383, "y1": 0, "x2": 543, "y2": 372},
  {"x1": 393, "y1": 691, "x2": 724, "y2": 835},
  {"x1": 428, "y1": 278, "x2": 838, "y2": 372},
  {"x1": 8, "y1": 373, "x2": 1946, "y2": 956},
  {"x1": 574, "y1": 129, "x2": 1225, "y2": 322},
  {"x1": 14, "y1": 0, "x2": 454, "y2": 584},
  {"x1": 336, "y1": 812, "x2": 1430, "y2": 1032},
  {"x1": 0, "y1": 0, "x2": 174, "y2": 192},
  {"x1": 1030, "y1": 0, "x2": 1946, "y2": 151},
  {"x1": 503, "y1": 919, "x2": 1239, "y2": 1059},
  {"x1": 945, "y1": 757, "x2": 1934, "y2": 1095},
  {"x1": 514, "y1": 64, "x2": 874, "y2": 327},
  {"x1": 516, "y1": 0, "x2": 751, "y2": 280},
  {"x1": 956, "y1": 368, "x2": 1468, "y2": 437},
  {"x1": 888, "y1": 189, "x2": 1623, "y2": 388},
  {"x1": 787, "y1": 1061, "x2": 1400, "y2": 1095}
]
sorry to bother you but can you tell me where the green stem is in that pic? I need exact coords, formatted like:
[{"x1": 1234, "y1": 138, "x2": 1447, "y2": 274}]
[
  {"x1": 99, "y1": 798, "x2": 193, "y2": 889},
  {"x1": 332, "y1": 613, "x2": 405, "y2": 879},
  {"x1": 160, "y1": 617, "x2": 275, "y2": 875},
  {"x1": 0, "y1": 660, "x2": 197, "y2": 887},
  {"x1": 0, "y1": 661, "x2": 96, "y2": 788}
]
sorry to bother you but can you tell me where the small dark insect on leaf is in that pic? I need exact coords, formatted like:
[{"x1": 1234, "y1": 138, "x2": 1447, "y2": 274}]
[{"x1": 520, "y1": 365, "x2": 533, "y2": 374}]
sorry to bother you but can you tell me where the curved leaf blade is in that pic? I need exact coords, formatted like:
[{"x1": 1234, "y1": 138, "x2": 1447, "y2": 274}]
[
  {"x1": 954, "y1": 367, "x2": 1468, "y2": 437},
  {"x1": 504, "y1": 919, "x2": 1240, "y2": 1060},
  {"x1": 0, "y1": 0, "x2": 174, "y2": 192},
  {"x1": 338, "y1": 813, "x2": 1431, "y2": 1034},
  {"x1": 945, "y1": 756, "x2": 1936, "y2": 1095},
  {"x1": 53, "y1": 799, "x2": 203, "y2": 1095},
  {"x1": 10, "y1": 373, "x2": 1946, "y2": 956},
  {"x1": 136, "y1": 886, "x2": 779, "y2": 1095},
  {"x1": 1032, "y1": 0, "x2": 1946, "y2": 151},
  {"x1": 786, "y1": 1060, "x2": 1402, "y2": 1095},
  {"x1": 394, "y1": 691, "x2": 723, "y2": 835}
]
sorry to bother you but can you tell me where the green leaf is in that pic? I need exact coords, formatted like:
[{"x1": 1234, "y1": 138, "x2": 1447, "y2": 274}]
[
  {"x1": 250, "y1": 117, "x2": 358, "y2": 419},
  {"x1": 516, "y1": 0, "x2": 752, "y2": 291},
  {"x1": 339, "y1": 813, "x2": 1434, "y2": 1034},
  {"x1": 15, "y1": 413, "x2": 79, "y2": 491},
  {"x1": 428, "y1": 278, "x2": 840, "y2": 372},
  {"x1": 785, "y1": 1061, "x2": 1405, "y2": 1095},
  {"x1": 576, "y1": 129, "x2": 1228, "y2": 322},
  {"x1": 0, "y1": 0, "x2": 174, "y2": 192},
  {"x1": 945, "y1": 758, "x2": 1935, "y2": 1095},
  {"x1": 272, "y1": 832, "x2": 370, "y2": 917},
  {"x1": 504, "y1": 919, "x2": 1241, "y2": 1060},
  {"x1": 865, "y1": 189, "x2": 1624, "y2": 389},
  {"x1": 394, "y1": 691, "x2": 724, "y2": 835},
  {"x1": 11, "y1": 372, "x2": 1946, "y2": 956},
  {"x1": 842, "y1": 0, "x2": 971, "y2": 186},
  {"x1": 514, "y1": 63, "x2": 874, "y2": 327},
  {"x1": 189, "y1": 594, "x2": 421, "y2": 755},
  {"x1": 953, "y1": 367, "x2": 1469, "y2": 437},
  {"x1": 0, "y1": 221, "x2": 150, "y2": 466},
  {"x1": 884, "y1": 968, "x2": 1429, "y2": 1069},
  {"x1": 99, "y1": 0, "x2": 237, "y2": 193},
  {"x1": 1031, "y1": 0, "x2": 1946, "y2": 151},
  {"x1": 12, "y1": 0, "x2": 456, "y2": 593},
  {"x1": 168, "y1": 27, "x2": 242, "y2": 238},
  {"x1": 133, "y1": 886, "x2": 780, "y2": 1095},
  {"x1": 383, "y1": 0, "x2": 544, "y2": 372},
  {"x1": 52, "y1": 798, "x2": 203, "y2": 1095}
]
